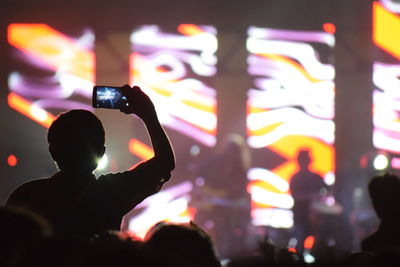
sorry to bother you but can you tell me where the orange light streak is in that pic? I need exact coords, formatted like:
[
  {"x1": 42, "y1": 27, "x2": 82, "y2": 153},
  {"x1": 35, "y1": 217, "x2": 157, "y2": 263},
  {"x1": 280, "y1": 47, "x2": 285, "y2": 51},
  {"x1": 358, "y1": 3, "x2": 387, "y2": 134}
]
[
  {"x1": 177, "y1": 24, "x2": 205, "y2": 36},
  {"x1": 181, "y1": 99, "x2": 215, "y2": 113},
  {"x1": 248, "y1": 122, "x2": 284, "y2": 137},
  {"x1": 270, "y1": 135, "x2": 334, "y2": 179},
  {"x1": 248, "y1": 180, "x2": 287, "y2": 194},
  {"x1": 8, "y1": 93, "x2": 56, "y2": 128},
  {"x1": 129, "y1": 138, "x2": 154, "y2": 161},
  {"x1": 8, "y1": 23, "x2": 95, "y2": 82},
  {"x1": 304, "y1": 235, "x2": 315, "y2": 250},
  {"x1": 260, "y1": 53, "x2": 321, "y2": 83}
]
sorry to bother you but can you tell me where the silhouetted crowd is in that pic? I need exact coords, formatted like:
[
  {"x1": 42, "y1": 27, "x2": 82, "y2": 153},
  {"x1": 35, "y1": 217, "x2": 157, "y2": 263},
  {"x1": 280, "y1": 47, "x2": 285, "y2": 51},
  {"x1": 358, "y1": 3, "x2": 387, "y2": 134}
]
[{"x1": 2, "y1": 174, "x2": 400, "y2": 267}]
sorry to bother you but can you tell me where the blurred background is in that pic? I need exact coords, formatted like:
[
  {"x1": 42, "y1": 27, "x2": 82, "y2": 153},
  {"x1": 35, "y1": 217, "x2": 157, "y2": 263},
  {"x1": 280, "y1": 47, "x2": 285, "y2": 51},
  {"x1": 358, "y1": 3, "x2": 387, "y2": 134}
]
[{"x1": 0, "y1": 0, "x2": 396, "y2": 259}]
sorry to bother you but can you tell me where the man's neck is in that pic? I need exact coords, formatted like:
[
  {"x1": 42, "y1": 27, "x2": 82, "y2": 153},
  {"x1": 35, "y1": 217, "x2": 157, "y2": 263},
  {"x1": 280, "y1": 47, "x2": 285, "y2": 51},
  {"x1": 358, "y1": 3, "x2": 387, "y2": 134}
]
[{"x1": 57, "y1": 169, "x2": 96, "y2": 179}]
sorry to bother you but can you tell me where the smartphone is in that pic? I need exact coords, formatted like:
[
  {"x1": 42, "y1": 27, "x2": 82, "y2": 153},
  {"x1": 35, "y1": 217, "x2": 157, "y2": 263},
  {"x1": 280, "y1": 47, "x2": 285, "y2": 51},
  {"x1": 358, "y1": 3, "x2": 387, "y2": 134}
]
[{"x1": 92, "y1": 86, "x2": 128, "y2": 109}]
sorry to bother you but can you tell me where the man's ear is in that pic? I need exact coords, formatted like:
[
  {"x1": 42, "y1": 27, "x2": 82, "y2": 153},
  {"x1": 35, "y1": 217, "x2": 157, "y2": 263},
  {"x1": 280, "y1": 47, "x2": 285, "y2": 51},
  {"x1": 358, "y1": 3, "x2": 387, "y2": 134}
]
[
  {"x1": 49, "y1": 144, "x2": 58, "y2": 161},
  {"x1": 97, "y1": 145, "x2": 106, "y2": 158}
]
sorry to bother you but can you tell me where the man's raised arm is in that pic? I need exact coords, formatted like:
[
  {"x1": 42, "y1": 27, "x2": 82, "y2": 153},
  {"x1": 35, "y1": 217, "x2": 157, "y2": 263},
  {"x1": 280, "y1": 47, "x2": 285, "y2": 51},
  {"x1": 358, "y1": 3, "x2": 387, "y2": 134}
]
[{"x1": 121, "y1": 85, "x2": 175, "y2": 179}]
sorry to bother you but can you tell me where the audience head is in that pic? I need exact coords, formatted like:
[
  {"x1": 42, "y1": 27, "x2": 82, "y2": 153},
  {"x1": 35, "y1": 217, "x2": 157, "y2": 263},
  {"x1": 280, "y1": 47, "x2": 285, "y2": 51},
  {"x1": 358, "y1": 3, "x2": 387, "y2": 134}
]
[
  {"x1": 47, "y1": 109, "x2": 105, "y2": 173},
  {"x1": 368, "y1": 173, "x2": 400, "y2": 220},
  {"x1": 144, "y1": 221, "x2": 221, "y2": 267},
  {"x1": 0, "y1": 206, "x2": 51, "y2": 266}
]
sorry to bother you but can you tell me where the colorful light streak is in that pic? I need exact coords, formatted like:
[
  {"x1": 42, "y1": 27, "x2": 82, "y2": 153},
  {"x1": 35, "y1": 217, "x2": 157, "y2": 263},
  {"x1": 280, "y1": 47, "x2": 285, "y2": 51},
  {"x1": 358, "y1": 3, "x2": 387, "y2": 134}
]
[
  {"x1": 246, "y1": 26, "x2": 335, "y2": 228},
  {"x1": 130, "y1": 25, "x2": 218, "y2": 146},
  {"x1": 8, "y1": 92, "x2": 56, "y2": 128},
  {"x1": 8, "y1": 24, "x2": 95, "y2": 82},
  {"x1": 126, "y1": 24, "x2": 218, "y2": 237},
  {"x1": 128, "y1": 181, "x2": 194, "y2": 239},
  {"x1": 129, "y1": 138, "x2": 154, "y2": 161},
  {"x1": 8, "y1": 24, "x2": 95, "y2": 126}
]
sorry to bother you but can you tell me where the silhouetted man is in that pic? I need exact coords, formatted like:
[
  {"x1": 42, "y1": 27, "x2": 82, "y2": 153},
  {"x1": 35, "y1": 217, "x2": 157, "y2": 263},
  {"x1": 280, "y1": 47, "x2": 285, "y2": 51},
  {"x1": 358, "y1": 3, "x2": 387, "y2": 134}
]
[
  {"x1": 6, "y1": 85, "x2": 175, "y2": 237},
  {"x1": 361, "y1": 173, "x2": 400, "y2": 254},
  {"x1": 289, "y1": 149, "x2": 326, "y2": 256}
]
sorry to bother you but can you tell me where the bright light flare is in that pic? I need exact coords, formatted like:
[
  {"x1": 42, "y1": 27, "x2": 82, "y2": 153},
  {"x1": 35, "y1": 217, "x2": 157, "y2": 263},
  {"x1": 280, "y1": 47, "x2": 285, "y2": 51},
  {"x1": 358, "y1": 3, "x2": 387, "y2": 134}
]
[
  {"x1": 97, "y1": 154, "x2": 108, "y2": 170},
  {"x1": 8, "y1": 93, "x2": 56, "y2": 128},
  {"x1": 128, "y1": 182, "x2": 194, "y2": 239},
  {"x1": 373, "y1": 153, "x2": 389, "y2": 171}
]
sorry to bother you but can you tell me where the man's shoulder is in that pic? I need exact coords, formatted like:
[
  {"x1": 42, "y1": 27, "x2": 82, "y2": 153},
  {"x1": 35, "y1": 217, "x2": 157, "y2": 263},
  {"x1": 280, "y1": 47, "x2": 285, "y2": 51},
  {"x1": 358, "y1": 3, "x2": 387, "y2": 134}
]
[
  {"x1": 95, "y1": 162, "x2": 165, "y2": 193},
  {"x1": 14, "y1": 176, "x2": 53, "y2": 192},
  {"x1": 6, "y1": 176, "x2": 54, "y2": 206}
]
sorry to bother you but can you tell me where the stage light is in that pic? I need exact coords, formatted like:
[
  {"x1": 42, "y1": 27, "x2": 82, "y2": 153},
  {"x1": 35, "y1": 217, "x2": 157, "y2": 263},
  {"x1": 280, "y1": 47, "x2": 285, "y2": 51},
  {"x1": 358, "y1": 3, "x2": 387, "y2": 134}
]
[
  {"x1": 391, "y1": 157, "x2": 400, "y2": 169},
  {"x1": 322, "y1": 23, "x2": 336, "y2": 34},
  {"x1": 373, "y1": 153, "x2": 389, "y2": 171},
  {"x1": 97, "y1": 154, "x2": 108, "y2": 170},
  {"x1": 324, "y1": 172, "x2": 335, "y2": 186},
  {"x1": 190, "y1": 145, "x2": 200, "y2": 156},
  {"x1": 304, "y1": 235, "x2": 315, "y2": 250},
  {"x1": 304, "y1": 252, "x2": 315, "y2": 263},
  {"x1": 7, "y1": 154, "x2": 18, "y2": 167}
]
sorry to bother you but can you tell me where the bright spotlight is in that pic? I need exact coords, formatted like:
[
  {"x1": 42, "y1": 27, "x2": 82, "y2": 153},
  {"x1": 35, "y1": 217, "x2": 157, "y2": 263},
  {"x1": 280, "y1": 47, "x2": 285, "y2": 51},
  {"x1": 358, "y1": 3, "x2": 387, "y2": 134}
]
[
  {"x1": 373, "y1": 153, "x2": 389, "y2": 171},
  {"x1": 324, "y1": 172, "x2": 335, "y2": 186},
  {"x1": 97, "y1": 154, "x2": 108, "y2": 170},
  {"x1": 304, "y1": 252, "x2": 315, "y2": 264}
]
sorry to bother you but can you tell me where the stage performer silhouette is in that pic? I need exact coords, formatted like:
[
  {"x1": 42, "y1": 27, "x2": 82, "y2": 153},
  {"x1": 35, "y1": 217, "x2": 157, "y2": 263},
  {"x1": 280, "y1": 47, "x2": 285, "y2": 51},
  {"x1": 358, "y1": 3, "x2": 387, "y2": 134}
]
[{"x1": 289, "y1": 149, "x2": 326, "y2": 256}]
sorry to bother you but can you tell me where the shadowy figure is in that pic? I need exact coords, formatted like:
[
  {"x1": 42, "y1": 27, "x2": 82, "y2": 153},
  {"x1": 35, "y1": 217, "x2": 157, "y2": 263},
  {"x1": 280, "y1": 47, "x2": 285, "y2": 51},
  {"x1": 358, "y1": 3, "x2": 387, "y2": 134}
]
[
  {"x1": 143, "y1": 221, "x2": 221, "y2": 267},
  {"x1": 6, "y1": 85, "x2": 175, "y2": 237},
  {"x1": 340, "y1": 251, "x2": 376, "y2": 267},
  {"x1": 361, "y1": 173, "x2": 400, "y2": 254},
  {"x1": 289, "y1": 149, "x2": 326, "y2": 257},
  {"x1": 0, "y1": 206, "x2": 51, "y2": 266},
  {"x1": 227, "y1": 238, "x2": 302, "y2": 267}
]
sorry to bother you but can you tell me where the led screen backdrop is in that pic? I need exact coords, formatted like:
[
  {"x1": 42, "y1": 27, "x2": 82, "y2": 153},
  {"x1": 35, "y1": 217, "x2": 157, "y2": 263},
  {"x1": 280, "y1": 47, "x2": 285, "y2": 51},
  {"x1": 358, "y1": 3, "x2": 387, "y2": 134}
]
[
  {"x1": 7, "y1": 24, "x2": 96, "y2": 128},
  {"x1": 130, "y1": 24, "x2": 218, "y2": 147},
  {"x1": 127, "y1": 24, "x2": 218, "y2": 237},
  {"x1": 246, "y1": 26, "x2": 336, "y2": 228},
  {"x1": 372, "y1": 0, "x2": 400, "y2": 170},
  {"x1": 5, "y1": 22, "x2": 335, "y2": 237}
]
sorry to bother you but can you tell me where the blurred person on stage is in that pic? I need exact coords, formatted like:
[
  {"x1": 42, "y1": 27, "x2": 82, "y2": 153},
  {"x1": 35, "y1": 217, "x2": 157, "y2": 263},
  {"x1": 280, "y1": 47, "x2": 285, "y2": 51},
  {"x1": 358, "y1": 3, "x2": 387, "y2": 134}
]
[
  {"x1": 192, "y1": 134, "x2": 251, "y2": 258},
  {"x1": 289, "y1": 149, "x2": 327, "y2": 257}
]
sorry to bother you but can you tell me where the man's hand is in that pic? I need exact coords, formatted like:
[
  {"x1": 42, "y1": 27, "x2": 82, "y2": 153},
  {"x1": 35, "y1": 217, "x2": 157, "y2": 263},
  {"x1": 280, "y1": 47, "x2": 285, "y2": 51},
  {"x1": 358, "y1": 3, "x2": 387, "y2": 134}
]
[{"x1": 120, "y1": 85, "x2": 157, "y2": 120}]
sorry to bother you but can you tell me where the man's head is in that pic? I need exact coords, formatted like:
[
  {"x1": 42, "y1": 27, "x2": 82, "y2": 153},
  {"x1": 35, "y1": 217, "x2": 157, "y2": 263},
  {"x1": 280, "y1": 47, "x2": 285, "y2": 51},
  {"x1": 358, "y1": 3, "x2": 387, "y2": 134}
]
[
  {"x1": 47, "y1": 109, "x2": 105, "y2": 173},
  {"x1": 144, "y1": 222, "x2": 220, "y2": 267}
]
